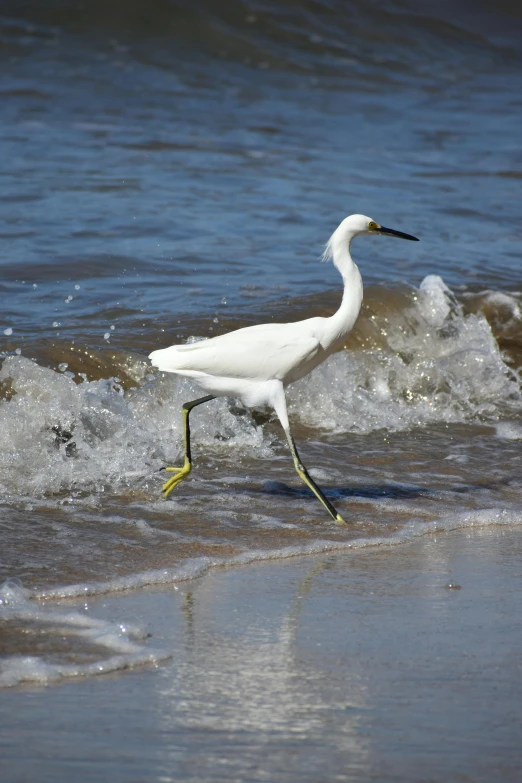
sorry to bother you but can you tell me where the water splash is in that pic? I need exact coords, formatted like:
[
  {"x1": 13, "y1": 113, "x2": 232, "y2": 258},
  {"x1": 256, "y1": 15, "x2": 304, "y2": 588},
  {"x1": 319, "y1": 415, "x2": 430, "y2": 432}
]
[
  {"x1": 1, "y1": 276, "x2": 520, "y2": 498},
  {"x1": 289, "y1": 276, "x2": 520, "y2": 433},
  {"x1": 0, "y1": 357, "x2": 268, "y2": 498}
]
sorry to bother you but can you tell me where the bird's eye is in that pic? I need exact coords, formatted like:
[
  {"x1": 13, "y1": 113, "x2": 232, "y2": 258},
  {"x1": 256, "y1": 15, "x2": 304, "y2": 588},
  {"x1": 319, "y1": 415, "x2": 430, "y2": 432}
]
[{"x1": 368, "y1": 221, "x2": 377, "y2": 230}]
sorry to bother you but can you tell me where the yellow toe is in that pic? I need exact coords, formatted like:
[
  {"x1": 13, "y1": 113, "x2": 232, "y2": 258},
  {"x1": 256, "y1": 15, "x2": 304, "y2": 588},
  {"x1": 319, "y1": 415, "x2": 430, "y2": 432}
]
[{"x1": 162, "y1": 462, "x2": 191, "y2": 498}]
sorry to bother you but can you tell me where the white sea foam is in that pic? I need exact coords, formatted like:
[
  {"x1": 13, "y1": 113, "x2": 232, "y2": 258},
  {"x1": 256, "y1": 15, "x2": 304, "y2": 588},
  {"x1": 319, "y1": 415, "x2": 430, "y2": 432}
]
[
  {"x1": 495, "y1": 421, "x2": 522, "y2": 440},
  {"x1": 0, "y1": 357, "x2": 268, "y2": 497},
  {"x1": 23, "y1": 505, "x2": 521, "y2": 601},
  {"x1": 0, "y1": 275, "x2": 520, "y2": 497},
  {"x1": 0, "y1": 579, "x2": 168, "y2": 688},
  {"x1": 289, "y1": 275, "x2": 520, "y2": 433}
]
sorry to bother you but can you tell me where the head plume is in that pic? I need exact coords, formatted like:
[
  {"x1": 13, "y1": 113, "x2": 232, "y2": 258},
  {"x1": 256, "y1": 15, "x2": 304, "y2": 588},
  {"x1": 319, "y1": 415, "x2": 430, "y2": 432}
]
[{"x1": 320, "y1": 214, "x2": 373, "y2": 263}]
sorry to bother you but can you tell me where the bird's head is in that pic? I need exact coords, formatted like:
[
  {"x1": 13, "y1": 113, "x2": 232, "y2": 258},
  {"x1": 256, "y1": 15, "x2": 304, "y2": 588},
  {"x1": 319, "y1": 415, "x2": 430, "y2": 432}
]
[
  {"x1": 343, "y1": 214, "x2": 419, "y2": 241},
  {"x1": 322, "y1": 213, "x2": 419, "y2": 262}
]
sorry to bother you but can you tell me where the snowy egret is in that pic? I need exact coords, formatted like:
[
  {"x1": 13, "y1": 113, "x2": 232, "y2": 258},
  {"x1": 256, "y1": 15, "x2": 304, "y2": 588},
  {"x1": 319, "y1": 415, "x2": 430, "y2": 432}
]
[{"x1": 149, "y1": 214, "x2": 419, "y2": 523}]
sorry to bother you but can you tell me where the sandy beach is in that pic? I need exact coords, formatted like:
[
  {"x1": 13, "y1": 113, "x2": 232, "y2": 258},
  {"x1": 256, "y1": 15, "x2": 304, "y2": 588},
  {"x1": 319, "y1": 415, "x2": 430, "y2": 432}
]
[{"x1": 2, "y1": 524, "x2": 522, "y2": 782}]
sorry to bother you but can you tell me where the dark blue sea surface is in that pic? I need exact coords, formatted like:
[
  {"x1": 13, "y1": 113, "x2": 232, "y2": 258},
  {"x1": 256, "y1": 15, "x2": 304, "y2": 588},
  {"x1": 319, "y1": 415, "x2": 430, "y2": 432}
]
[{"x1": 1, "y1": 0, "x2": 522, "y2": 347}]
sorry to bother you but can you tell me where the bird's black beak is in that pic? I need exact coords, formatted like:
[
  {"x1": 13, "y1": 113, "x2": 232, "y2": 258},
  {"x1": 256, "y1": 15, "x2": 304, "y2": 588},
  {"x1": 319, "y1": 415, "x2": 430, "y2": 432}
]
[{"x1": 377, "y1": 225, "x2": 419, "y2": 241}]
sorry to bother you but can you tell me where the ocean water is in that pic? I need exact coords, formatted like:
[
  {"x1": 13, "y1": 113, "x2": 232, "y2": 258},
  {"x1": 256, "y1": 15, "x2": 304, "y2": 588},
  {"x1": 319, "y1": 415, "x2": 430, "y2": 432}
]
[{"x1": 1, "y1": 0, "x2": 522, "y2": 686}]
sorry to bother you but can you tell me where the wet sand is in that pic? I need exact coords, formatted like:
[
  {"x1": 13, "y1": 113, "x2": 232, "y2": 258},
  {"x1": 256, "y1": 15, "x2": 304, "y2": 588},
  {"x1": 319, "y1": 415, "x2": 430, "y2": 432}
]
[{"x1": 2, "y1": 524, "x2": 522, "y2": 783}]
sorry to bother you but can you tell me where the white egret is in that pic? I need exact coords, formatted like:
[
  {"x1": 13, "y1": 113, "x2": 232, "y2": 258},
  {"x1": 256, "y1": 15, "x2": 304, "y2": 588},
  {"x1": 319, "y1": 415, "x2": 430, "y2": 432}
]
[{"x1": 149, "y1": 214, "x2": 419, "y2": 523}]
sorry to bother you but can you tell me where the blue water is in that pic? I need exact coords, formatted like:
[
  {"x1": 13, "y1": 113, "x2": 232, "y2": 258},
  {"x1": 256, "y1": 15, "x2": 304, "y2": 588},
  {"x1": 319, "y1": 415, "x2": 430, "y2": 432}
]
[{"x1": 2, "y1": 0, "x2": 522, "y2": 348}]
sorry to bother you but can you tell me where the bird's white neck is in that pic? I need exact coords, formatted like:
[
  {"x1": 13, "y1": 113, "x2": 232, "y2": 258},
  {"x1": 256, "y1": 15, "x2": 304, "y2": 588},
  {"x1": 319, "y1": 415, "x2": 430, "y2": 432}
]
[{"x1": 323, "y1": 230, "x2": 363, "y2": 350}]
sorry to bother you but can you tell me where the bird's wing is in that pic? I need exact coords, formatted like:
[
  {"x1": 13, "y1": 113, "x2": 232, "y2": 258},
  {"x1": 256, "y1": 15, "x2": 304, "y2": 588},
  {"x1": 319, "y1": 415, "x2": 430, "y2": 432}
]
[{"x1": 149, "y1": 322, "x2": 322, "y2": 382}]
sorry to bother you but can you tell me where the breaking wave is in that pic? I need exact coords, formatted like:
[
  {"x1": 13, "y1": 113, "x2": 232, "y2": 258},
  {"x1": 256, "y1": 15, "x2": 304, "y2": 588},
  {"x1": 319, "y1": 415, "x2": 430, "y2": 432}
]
[{"x1": 1, "y1": 275, "x2": 521, "y2": 498}]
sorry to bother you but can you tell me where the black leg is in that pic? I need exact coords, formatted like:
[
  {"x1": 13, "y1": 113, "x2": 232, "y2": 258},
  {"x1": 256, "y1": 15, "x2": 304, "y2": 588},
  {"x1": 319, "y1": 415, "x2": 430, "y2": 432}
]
[
  {"x1": 285, "y1": 430, "x2": 345, "y2": 524},
  {"x1": 162, "y1": 395, "x2": 215, "y2": 498}
]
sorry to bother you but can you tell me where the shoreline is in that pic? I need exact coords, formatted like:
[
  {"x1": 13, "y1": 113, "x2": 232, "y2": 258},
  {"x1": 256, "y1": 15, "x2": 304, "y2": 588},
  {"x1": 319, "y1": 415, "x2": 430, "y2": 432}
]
[
  {"x1": 2, "y1": 524, "x2": 522, "y2": 782},
  {"x1": 24, "y1": 506, "x2": 522, "y2": 601}
]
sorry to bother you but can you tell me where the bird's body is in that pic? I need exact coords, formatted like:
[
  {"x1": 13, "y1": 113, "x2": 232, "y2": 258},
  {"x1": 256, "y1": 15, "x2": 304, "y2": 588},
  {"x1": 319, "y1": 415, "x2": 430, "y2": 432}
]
[
  {"x1": 150, "y1": 219, "x2": 363, "y2": 410},
  {"x1": 149, "y1": 214, "x2": 418, "y2": 523},
  {"x1": 149, "y1": 273, "x2": 361, "y2": 396}
]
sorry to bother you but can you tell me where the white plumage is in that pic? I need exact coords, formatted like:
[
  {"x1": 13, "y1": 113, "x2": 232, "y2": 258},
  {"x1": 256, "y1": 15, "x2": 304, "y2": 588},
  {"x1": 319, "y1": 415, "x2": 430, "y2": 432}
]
[{"x1": 149, "y1": 213, "x2": 419, "y2": 522}]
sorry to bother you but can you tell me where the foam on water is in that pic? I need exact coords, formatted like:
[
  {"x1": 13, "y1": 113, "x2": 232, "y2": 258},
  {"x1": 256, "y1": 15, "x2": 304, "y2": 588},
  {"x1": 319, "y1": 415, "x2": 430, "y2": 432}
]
[
  {"x1": 289, "y1": 276, "x2": 520, "y2": 433},
  {"x1": 0, "y1": 579, "x2": 168, "y2": 688},
  {"x1": 27, "y1": 505, "x2": 522, "y2": 601},
  {"x1": 1, "y1": 276, "x2": 521, "y2": 499},
  {"x1": 495, "y1": 421, "x2": 522, "y2": 440},
  {"x1": 2, "y1": 274, "x2": 522, "y2": 691},
  {"x1": 1, "y1": 496, "x2": 520, "y2": 689},
  {"x1": 0, "y1": 357, "x2": 269, "y2": 498}
]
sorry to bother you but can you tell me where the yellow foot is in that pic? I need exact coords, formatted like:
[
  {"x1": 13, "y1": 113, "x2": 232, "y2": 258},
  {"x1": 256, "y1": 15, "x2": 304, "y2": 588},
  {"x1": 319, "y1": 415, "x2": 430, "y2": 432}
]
[
  {"x1": 335, "y1": 513, "x2": 346, "y2": 525},
  {"x1": 162, "y1": 462, "x2": 191, "y2": 498}
]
